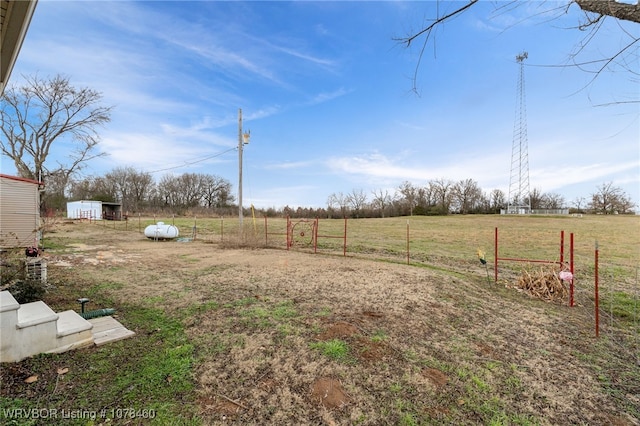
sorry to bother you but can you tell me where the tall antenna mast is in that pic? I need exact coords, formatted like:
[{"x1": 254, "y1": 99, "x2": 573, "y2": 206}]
[{"x1": 507, "y1": 51, "x2": 531, "y2": 214}]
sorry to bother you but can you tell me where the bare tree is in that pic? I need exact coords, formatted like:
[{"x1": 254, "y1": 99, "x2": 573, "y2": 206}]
[
  {"x1": 346, "y1": 188, "x2": 368, "y2": 218},
  {"x1": 371, "y1": 189, "x2": 392, "y2": 218},
  {"x1": 41, "y1": 170, "x2": 72, "y2": 211},
  {"x1": 157, "y1": 174, "x2": 181, "y2": 208},
  {"x1": 0, "y1": 75, "x2": 112, "y2": 189},
  {"x1": 589, "y1": 181, "x2": 635, "y2": 214},
  {"x1": 478, "y1": 191, "x2": 492, "y2": 213},
  {"x1": 571, "y1": 196, "x2": 587, "y2": 212},
  {"x1": 128, "y1": 170, "x2": 155, "y2": 212},
  {"x1": 398, "y1": 181, "x2": 419, "y2": 216},
  {"x1": 327, "y1": 192, "x2": 350, "y2": 218},
  {"x1": 156, "y1": 173, "x2": 201, "y2": 209},
  {"x1": 490, "y1": 189, "x2": 506, "y2": 213},
  {"x1": 68, "y1": 176, "x2": 118, "y2": 202},
  {"x1": 430, "y1": 178, "x2": 454, "y2": 214},
  {"x1": 396, "y1": 1, "x2": 640, "y2": 95},
  {"x1": 452, "y1": 178, "x2": 483, "y2": 214},
  {"x1": 415, "y1": 185, "x2": 436, "y2": 214},
  {"x1": 179, "y1": 173, "x2": 205, "y2": 208},
  {"x1": 201, "y1": 174, "x2": 234, "y2": 208},
  {"x1": 104, "y1": 167, "x2": 155, "y2": 212},
  {"x1": 68, "y1": 176, "x2": 117, "y2": 203},
  {"x1": 542, "y1": 192, "x2": 566, "y2": 210},
  {"x1": 526, "y1": 187, "x2": 545, "y2": 210}
]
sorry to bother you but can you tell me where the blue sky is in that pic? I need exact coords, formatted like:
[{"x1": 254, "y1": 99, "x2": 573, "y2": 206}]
[{"x1": 4, "y1": 1, "x2": 639, "y2": 209}]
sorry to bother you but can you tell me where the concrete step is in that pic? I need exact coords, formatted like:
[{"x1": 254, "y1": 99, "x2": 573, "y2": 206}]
[
  {"x1": 56, "y1": 310, "x2": 93, "y2": 337},
  {"x1": 17, "y1": 301, "x2": 59, "y2": 328},
  {"x1": 0, "y1": 291, "x2": 20, "y2": 331},
  {"x1": 1, "y1": 290, "x2": 134, "y2": 362},
  {"x1": 49, "y1": 311, "x2": 95, "y2": 354},
  {"x1": 2, "y1": 301, "x2": 59, "y2": 362},
  {"x1": 0, "y1": 291, "x2": 19, "y2": 313}
]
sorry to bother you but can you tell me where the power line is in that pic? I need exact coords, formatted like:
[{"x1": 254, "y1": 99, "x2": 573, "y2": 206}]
[{"x1": 146, "y1": 146, "x2": 237, "y2": 174}]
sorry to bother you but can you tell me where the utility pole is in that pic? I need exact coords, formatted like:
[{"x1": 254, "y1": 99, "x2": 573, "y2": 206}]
[{"x1": 238, "y1": 108, "x2": 250, "y2": 233}]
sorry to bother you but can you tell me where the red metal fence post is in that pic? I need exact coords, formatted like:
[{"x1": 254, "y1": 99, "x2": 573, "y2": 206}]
[
  {"x1": 494, "y1": 227, "x2": 499, "y2": 283},
  {"x1": 286, "y1": 216, "x2": 290, "y2": 250},
  {"x1": 570, "y1": 232, "x2": 575, "y2": 307},
  {"x1": 314, "y1": 217, "x2": 318, "y2": 254},
  {"x1": 595, "y1": 241, "x2": 599, "y2": 337},
  {"x1": 406, "y1": 220, "x2": 410, "y2": 265},
  {"x1": 343, "y1": 217, "x2": 347, "y2": 257},
  {"x1": 264, "y1": 216, "x2": 268, "y2": 246},
  {"x1": 560, "y1": 230, "x2": 564, "y2": 265}
]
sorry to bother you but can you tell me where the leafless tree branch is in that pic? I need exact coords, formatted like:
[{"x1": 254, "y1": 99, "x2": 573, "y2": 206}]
[
  {"x1": 396, "y1": 0, "x2": 639, "y2": 101},
  {"x1": 0, "y1": 74, "x2": 112, "y2": 187}
]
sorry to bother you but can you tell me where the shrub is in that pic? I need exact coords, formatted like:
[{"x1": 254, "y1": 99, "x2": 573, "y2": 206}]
[{"x1": 10, "y1": 279, "x2": 46, "y2": 303}]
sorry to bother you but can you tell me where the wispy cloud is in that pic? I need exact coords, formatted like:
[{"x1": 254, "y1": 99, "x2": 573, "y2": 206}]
[
  {"x1": 531, "y1": 160, "x2": 640, "y2": 192},
  {"x1": 324, "y1": 150, "x2": 640, "y2": 198},
  {"x1": 265, "y1": 160, "x2": 317, "y2": 171},
  {"x1": 308, "y1": 88, "x2": 352, "y2": 105},
  {"x1": 99, "y1": 131, "x2": 234, "y2": 174},
  {"x1": 325, "y1": 151, "x2": 509, "y2": 187}
]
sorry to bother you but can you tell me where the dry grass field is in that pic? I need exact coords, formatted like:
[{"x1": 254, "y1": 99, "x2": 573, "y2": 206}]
[{"x1": 1, "y1": 215, "x2": 638, "y2": 425}]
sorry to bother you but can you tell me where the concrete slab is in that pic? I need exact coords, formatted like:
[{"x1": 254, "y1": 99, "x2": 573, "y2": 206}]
[{"x1": 88, "y1": 316, "x2": 135, "y2": 346}]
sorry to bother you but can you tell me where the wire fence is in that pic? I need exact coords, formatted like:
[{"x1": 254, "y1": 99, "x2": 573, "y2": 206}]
[{"x1": 74, "y1": 214, "x2": 639, "y2": 351}]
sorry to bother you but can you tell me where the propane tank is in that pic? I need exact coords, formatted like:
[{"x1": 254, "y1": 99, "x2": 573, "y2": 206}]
[{"x1": 144, "y1": 222, "x2": 179, "y2": 240}]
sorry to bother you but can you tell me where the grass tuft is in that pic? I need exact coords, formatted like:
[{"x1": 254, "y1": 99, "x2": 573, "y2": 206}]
[{"x1": 310, "y1": 339, "x2": 352, "y2": 362}]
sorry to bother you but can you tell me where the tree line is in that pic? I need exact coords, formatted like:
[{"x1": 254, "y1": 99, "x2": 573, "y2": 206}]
[
  {"x1": 322, "y1": 180, "x2": 635, "y2": 219},
  {"x1": 41, "y1": 171, "x2": 635, "y2": 219},
  {"x1": 45, "y1": 167, "x2": 235, "y2": 216}
]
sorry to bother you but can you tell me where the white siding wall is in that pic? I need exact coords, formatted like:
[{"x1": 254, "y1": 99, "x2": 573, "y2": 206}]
[
  {"x1": 66, "y1": 201, "x2": 102, "y2": 220},
  {"x1": 0, "y1": 176, "x2": 41, "y2": 248}
]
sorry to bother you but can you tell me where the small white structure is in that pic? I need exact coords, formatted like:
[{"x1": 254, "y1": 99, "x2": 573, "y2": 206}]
[
  {"x1": 67, "y1": 200, "x2": 102, "y2": 220},
  {"x1": 144, "y1": 222, "x2": 179, "y2": 240}
]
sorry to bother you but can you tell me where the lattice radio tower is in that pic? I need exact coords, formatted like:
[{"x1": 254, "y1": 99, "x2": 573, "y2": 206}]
[{"x1": 507, "y1": 51, "x2": 531, "y2": 214}]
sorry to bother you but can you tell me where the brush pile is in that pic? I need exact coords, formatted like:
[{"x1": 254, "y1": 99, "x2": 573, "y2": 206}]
[{"x1": 515, "y1": 267, "x2": 569, "y2": 303}]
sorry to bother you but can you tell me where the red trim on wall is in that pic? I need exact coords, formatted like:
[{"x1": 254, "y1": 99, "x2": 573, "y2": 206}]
[{"x1": 0, "y1": 173, "x2": 44, "y2": 186}]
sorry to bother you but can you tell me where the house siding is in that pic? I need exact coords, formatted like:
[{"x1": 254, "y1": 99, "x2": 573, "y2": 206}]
[{"x1": 0, "y1": 175, "x2": 42, "y2": 248}]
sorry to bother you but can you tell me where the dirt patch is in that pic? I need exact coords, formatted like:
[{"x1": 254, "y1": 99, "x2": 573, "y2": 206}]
[
  {"x1": 310, "y1": 377, "x2": 350, "y2": 409},
  {"x1": 317, "y1": 321, "x2": 359, "y2": 340},
  {"x1": 422, "y1": 368, "x2": 448, "y2": 388},
  {"x1": 199, "y1": 394, "x2": 245, "y2": 420}
]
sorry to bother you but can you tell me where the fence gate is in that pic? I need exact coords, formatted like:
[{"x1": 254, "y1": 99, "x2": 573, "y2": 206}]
[{"x1": 287, "y1": 218, "x2": 318, "y2": 250}]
